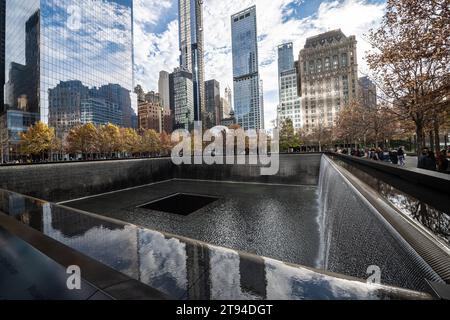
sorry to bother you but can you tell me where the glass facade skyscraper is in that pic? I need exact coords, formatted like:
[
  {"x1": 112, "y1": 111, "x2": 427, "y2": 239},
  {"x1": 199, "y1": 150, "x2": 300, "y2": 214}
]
[
  {"x1": 1, "y1": 0, "x2": 135, "y2": 160},
  {"x1": 169, "y1": 68, "x2": 194, "y2": 131},
  {"x1": 277, "y1": 42, "x2": 294, "y2": 75},
  {"x1": 204, "y1": 79, "x2": 220, "y2": 128},
  {"x1": 0, "y1": 0, "x2": 5, "y2": 115},
  {"x1": 231, "y1": 6, "x2": 263, "y2": 130},
  {"x1": 178, "y1": 0, "x2": 205, "y2": 122}
]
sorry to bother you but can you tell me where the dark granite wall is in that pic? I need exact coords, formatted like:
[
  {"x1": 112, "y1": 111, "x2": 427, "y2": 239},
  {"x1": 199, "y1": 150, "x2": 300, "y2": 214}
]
[
  {"x1": 174, "y1": 154, "x2": 322, "y2": 185},
  {"x1": 0, "y1": 158, "x2": 174, "y2": 202},
  {"x1": 0, "y1": 154, "x2": 323, "y2": 202}
]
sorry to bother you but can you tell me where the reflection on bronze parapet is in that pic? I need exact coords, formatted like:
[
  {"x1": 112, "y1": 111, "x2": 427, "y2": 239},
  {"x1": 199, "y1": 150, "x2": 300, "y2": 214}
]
[
  {"x1": 186, "y1": 241, "x2": 211, "y2": 300},
  {"x1": 239, "y1": 252, "x2": 267, "y2": 299}
]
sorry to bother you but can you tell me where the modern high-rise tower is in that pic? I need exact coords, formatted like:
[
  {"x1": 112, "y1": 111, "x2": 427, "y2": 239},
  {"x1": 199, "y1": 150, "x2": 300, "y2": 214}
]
[
  {"x1": 169, "y1": 68, "x2": 194, "y2": 131},
  {"x1": 277, "y1": 42, "x2": 301, "y2": 130},
  {"x1": 204, "y1": 79, "x2": 221, "y2": 127},
  {"x1": 178, "y1": 0, "x2": 205, "y2": 122},
  {"x1": 0, "y1": 0, "x2": 5, "y2": 115},
  {"x1": 158, "y1": 70, "x2": 171, "y2": 111},
  {"x1": 231, "y1": 6, "x2": 263, "y2": 130}
]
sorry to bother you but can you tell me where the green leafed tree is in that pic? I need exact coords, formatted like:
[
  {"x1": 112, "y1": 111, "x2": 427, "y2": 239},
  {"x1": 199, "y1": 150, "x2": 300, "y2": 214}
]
[{"x1": 279, "y1": 118, "x2": 301, "y2": 152}]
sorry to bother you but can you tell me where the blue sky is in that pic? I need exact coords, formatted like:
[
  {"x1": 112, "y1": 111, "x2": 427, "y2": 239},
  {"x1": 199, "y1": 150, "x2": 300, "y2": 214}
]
[{"x1": 133, "y1": 0, "x2": 387, "y2": 129}]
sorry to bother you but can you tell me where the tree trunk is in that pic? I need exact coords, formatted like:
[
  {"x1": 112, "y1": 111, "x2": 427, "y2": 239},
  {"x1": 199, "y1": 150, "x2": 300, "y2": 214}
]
[
  {"x1": 433, "y1": 118, "x2": 440, "y2": 156},
  {"x1": 445, "y1": 132, "x2": 448, "y2": 150},
  {"x1": 429, "y1": 130, "x2": 434, "y2": 153},
  {"x1": 415, "y1": 122, "x2": 425, "y2": 157}
]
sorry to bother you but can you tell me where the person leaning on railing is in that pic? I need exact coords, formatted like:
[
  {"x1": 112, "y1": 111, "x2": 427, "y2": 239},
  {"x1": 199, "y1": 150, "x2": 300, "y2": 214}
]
[{"x1": 437, "y1": 149, "x2": 449, "y2": 173}]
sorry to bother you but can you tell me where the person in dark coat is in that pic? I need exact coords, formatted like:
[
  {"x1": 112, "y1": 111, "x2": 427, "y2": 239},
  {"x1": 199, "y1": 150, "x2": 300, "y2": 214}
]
[
  {"x1": 418, "y1": 148, "x2": 437, "y2": 171},
  {"x1": 418, "y1": 148, "x2": 429, "y2": 169},
  {"x1": 437, "y1": 149, "x2": 449, "y2": 172},
  {"x1": 389, "y1": 150, "x2": 399, "y2": 165}
]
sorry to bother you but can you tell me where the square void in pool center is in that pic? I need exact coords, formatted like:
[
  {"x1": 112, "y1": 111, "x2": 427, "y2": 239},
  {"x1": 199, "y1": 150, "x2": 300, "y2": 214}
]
[{"x1": 139, "y1": 193, "x2": 219, "y2": 216}]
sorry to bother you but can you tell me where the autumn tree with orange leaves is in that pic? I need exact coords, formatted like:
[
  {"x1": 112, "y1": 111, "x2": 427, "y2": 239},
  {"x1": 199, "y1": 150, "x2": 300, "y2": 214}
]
[{"x1": 366, "y1": 0, "x2": 450, "y2": 155}]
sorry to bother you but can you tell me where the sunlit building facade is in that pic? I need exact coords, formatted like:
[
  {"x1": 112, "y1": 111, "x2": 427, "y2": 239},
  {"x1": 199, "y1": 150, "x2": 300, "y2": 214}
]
[
  {"x1": 158, "y1": 70, "x2": 170, "y2": 110},
  {"x1": 1, "y1": 0, "x2": 135, "y2": 160},
  {"x1": 221, "y1": 86, "x2": 232, "y2": 119},
  {"x1": 297, "y1": 29, "x2": 359, "y2": 131},
  {"x1": 138, "y1": 91, "x2": 162, "y2": 133}
]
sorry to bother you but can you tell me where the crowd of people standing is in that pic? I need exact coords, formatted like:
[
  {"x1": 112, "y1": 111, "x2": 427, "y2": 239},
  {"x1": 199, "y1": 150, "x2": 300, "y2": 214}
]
[{"x1": 338, "y1": 146, "x2": 449, "y2": 173}]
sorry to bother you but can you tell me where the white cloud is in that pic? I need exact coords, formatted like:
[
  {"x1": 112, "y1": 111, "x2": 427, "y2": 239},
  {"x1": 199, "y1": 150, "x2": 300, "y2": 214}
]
[{"x1": 134, "y1": 0, "x2": 385, "y2": 129}]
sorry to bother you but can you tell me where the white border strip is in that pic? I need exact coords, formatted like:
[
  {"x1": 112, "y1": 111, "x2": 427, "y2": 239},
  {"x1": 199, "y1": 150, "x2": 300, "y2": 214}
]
[
  {"x1": 173, "y1": 178, "x2": 315, "y2": 188},
  {"x1": 57, "y1": 179, "x2": 175, "y2": 205}
]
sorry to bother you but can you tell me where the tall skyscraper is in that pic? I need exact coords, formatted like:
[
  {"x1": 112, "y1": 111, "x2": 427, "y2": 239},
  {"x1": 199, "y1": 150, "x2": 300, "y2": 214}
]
[
  {"x1": 297, "y1": 29, "x2": 359, "y2": 131},
  {"x1": 231, "y1": 6, "x2": 263, "y2": 130},
  {"x1": 1, "y1": 0, "x2": 134, "y2": 160},
  {"x1": 278, "y1": 42, "x2": 294, "y2": 75},
  {"x1": 158, "y1": 70, "x2": 170, "y2": 110},
  {"x1": 359, "y1": 76, "x2": 377, "y2": 109},
  {"x1": 277, "y1": 42, "x2": 301, "y2": 130},
  {"x1": 169, "y1": 68, "x2": 194, "y2": 130},
  {"x1": 225, "y1": 86, "x2": 232, "y2": 110},
  {"x1": 204, "y1": 79, "x2": 221, "y2": 128},
  {"x1": 0, "y1": 0, "x2": 5, "y2": 114},
  {"x1": 178, "y1": 0, "x2": 205, "y2": 122},
  {"x1": 259, "y1": 79, "x2": 265, "y2": 129}
]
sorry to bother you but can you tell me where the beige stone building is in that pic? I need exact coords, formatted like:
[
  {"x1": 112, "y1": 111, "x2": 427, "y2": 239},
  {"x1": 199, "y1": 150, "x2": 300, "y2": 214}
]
[
  {"x1": 297, "y1": 29, "x2": 359, "y2": 131},
  {"x1": 138, "y1": 91, "x2": 163, "y2": 133}
]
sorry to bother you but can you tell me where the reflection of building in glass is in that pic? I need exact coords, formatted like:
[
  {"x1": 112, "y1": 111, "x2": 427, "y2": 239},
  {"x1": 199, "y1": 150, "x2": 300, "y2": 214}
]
[
  {"x1": 169, "y1": 68, "x2": 194, "y2": 131},
  {"x1": 1, "y1": 0, "x2": 134, "y2": 160},
  {"x1": 1, "y1": 0, "x2": 40, "y2": 160},
  {"x1": 80, "y1": 98, "x2": 122, "y2": 127},
  {"x1": 204, "y1": 79, "x2": 221, "y2": 128},
  {"x1": 277, "y1": 43, "x2": 302, "y2": 130},
  {"x1": 239, "y1": 253, "x2": 267, "y2": 298},
  {"x1": 178, "y1": 0, "x2": 205, "y2": 122},
  {"x1": 186, "y1": 242, "x2": 211, "y2": 299},
  {"x1": 97, "y1": 84, "x2": 134, "y2": 129},
  {"x1": 48, "y1": 81, "x2": 89, "y2": 130},
  {"x1": 297, "y1": 29, "x2": 359, "y2": 131},
  {"x1": 359, "y1": 76, "x2": 377, "y2": 109},
  {"x1": 48, "y1": 81, "x2": 127, "y2": 130},
  {"x1": 231, "y1": 6, "x2": 263, "y2": 130},
  {"x1": 2, "y1": 109, "x2": 38, "y2": 143}
]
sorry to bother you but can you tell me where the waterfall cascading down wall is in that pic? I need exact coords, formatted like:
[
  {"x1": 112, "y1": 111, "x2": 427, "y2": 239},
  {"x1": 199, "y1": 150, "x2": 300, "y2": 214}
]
[
  {"x1": 0, "y1": 154, "x2": 445, "y2": 293},
  {"x1": 317, "y1": 155, "x2": 442, "y2": 291}
]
